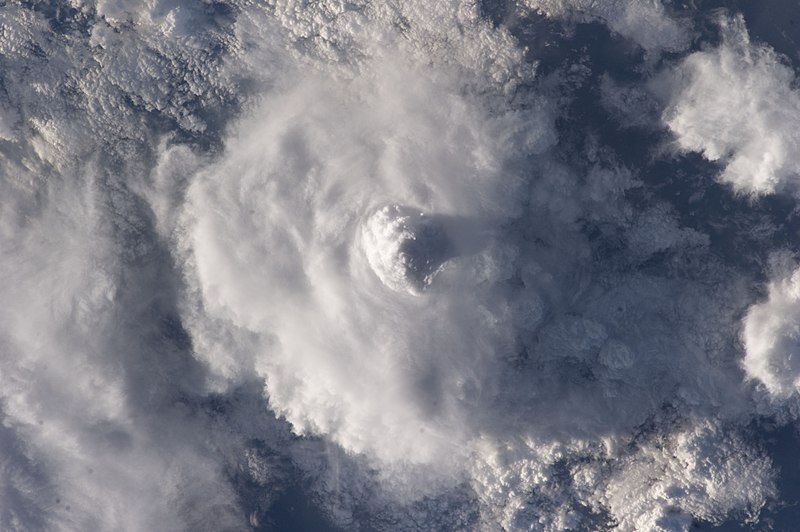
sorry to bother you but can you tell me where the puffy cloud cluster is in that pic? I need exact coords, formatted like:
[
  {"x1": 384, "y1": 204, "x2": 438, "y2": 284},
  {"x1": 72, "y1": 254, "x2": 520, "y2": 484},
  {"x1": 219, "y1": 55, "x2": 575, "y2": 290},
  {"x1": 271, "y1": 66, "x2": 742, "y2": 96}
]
[
  {"x1": 662, "y1": 15, "x2": 800, "y2": 196},
  {"x1": 467, "y1": 420, "x2": 775, "y2": 532},
  {"x1": 176, "y1": 60, "x2": 554, "y2": 467},
  {"x1": 592, "y1": 421, "x2": 775, "y2": 531},
  {"x1": 743, "y1": 258, "x2": 800, "y2": 399},
  {"x1": 262, "y1": 0, "x2": 530, "y2": 90},
  {"x1": 167, "y1": 3, "x2": 781, "y2": 530},
  {"x1": 2, "y1": 1, "x2": 799, "y2": 530}
]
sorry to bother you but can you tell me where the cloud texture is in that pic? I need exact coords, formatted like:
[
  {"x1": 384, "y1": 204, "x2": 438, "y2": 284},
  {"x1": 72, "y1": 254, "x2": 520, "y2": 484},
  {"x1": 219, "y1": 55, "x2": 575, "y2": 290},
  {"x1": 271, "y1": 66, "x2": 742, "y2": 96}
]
[
  {"x1": 663, "y1": 15, "x2": 800, "y2": 196},
  {"x1": 2, "y1": 1, "x2": 800, "y2": 531}
]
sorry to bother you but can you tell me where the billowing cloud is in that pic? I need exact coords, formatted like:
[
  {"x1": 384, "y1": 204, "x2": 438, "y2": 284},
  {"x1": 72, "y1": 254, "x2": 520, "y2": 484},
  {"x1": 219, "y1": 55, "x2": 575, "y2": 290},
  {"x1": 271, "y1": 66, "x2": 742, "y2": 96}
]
[
  {"x1": 168, "y1": 3, "x2": 781, "y2": 530},
  {"x1": 1, "y1": 1, "x2": 799, "y2": 530},
  {"x1": 591, "y1": 421, "x2": 775, "y2": 531},
  {"x1": 662, "y1": 15, "x2": 800, "y2": 196},
  {"x1": 178, "y1": 58, "x2": 555, "y2": 467},
  {"x1": 743, "y1": 256, "x2": 800, "y2": 399},
  {"x1": 0, "y1": 163, "x2": 246, "y2": 530}
]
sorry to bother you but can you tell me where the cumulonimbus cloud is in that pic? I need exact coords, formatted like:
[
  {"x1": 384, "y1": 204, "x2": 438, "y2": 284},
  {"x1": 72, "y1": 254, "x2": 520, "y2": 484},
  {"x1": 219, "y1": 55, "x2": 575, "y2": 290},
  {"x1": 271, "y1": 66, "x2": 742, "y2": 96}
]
[
  {"x1": 1, "y1": 1, "x2": 798, "y2": 530},
  {"x1": 168, "y1": 3, "x2": 781, "y2": 530}
]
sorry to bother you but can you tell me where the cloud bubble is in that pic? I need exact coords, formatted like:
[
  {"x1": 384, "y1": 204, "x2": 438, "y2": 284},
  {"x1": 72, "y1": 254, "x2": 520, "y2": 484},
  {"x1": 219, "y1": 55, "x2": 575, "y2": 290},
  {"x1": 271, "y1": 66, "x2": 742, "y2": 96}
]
[{"x1": 360, "y1": 205, "x2": 453, "y2": 295}]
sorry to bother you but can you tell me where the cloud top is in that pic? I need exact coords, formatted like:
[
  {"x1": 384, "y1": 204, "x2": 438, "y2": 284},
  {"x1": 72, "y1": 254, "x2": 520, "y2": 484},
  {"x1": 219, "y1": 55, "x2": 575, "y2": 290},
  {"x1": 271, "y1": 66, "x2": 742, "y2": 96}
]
[{"x1": 663, "y1": 15, "x2": 800, "y2": 196}]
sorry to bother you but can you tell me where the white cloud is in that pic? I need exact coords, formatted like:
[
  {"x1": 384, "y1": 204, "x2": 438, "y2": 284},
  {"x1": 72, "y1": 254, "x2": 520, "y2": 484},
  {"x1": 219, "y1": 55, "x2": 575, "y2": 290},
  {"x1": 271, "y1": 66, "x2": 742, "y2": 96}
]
[
  {"x1": 178, "y1": 57, "x2": 555, "y2": 467},
  {"x1": 662, "y1": 15, "x2": 800, "y2": 196},
  {"x1": 588, "y1": 421, "x2": 775, "y2": 531},
  {"x1": 0, "y1": 1, "x2": 792, "y2": 530},
  {"x1": 743, "y1": 256, "x2": 800, "y2": 399},
  {"x1": 169, "y1": 4, "x2": 778, "y2": 529},
  {"x1": 469, "y1": 421, "x2": 774, "y2": 532},
  {"x1": 0, "y1": 161, "x2": 247, "y2": 530}
]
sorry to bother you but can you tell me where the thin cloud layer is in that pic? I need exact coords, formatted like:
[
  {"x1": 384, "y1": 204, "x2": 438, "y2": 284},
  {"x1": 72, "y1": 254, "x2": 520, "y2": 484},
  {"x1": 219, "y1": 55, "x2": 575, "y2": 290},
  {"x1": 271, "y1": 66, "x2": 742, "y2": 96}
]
[{"x1": 522, "y1": 0, "x2": 692, "y2": 53}]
